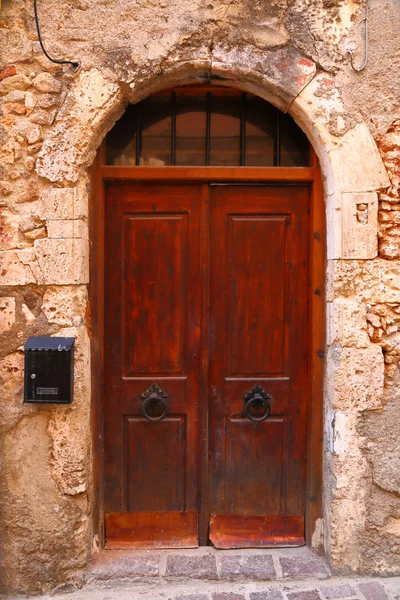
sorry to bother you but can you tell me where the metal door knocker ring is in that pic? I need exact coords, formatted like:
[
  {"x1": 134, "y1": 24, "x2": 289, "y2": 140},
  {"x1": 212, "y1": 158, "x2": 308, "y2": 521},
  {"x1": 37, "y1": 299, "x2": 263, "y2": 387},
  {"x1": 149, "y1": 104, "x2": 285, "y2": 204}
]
[
  {"x1": 244, "y1": 384, "x2": 271, "y2": 423},
  {"x1": 140, "y1": 384, "x2": 168, "y2": 421}
]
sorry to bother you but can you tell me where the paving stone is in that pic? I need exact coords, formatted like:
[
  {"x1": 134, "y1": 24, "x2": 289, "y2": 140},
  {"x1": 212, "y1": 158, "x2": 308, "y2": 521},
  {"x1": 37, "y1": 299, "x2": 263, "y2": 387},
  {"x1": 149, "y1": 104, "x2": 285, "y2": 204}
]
[
  {"x1": 249, "y1": 591, "x2": 284, "y2": 600},
  {"x1": 175, "y1": 595, "x2": 209, "y2": 600},
  {"x1": 212, "y1": 594, "x2": 245, "y2": 600},
  {"x1": 357, "y1": 582, "x2": 388, "y2": 600},
  {"x1": 287, "y1": 591, "x2": 321, "y2": 600},
  {"x1": 166, "y1": 555, "x2": 218, "y2": 579},
  {"x1": 89, "y1": 554, "x2": 160, "y2": 579},
  {"x1": 219, "y1": 554, "x2": 275, "y2": 580},
  {"x1": 321, "y1": 584, "x2": 357, "y2": 599},
  {"x1": 280, "y1": 554, "x2": 329, "y2": 579}
]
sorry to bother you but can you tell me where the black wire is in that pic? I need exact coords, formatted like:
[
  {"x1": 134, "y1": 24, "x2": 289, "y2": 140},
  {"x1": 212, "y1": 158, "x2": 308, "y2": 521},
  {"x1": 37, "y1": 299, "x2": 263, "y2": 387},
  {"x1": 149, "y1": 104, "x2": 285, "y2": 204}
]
[{"x1": 33, "y1": 0, "x2": 79, "y2": 70}]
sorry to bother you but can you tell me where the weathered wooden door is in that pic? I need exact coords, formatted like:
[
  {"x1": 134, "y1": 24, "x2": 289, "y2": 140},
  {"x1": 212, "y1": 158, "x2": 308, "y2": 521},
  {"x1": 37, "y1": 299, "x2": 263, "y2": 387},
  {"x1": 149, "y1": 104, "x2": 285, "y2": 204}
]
[
  {"x1": 207, "y1": 185, "x2": 309, "y2": 548},
  {"x1": 103, "y1": 182, "x2": 310, "y2": 548}
]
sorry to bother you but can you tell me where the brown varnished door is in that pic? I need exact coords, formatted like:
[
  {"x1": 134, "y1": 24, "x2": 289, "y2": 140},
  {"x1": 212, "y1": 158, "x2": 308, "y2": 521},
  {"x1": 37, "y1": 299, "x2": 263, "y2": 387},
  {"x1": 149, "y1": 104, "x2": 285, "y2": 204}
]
[
  {"x1": 103, "y1": 183, "x2": 202, "y2": 548},
  {"x1": 208, "y1": 185, "x2": 310, "y2": 548},
  {"x1": 103, "y1": 182, "x2": 310, "y2": 548}
]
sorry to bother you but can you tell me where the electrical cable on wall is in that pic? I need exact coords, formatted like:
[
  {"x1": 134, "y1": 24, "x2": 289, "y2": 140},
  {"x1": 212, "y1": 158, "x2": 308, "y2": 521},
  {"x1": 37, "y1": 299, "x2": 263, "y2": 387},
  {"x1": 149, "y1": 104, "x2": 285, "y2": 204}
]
[
  {"x1": 347, "y1": 0, "x2": 370, "y2": 72},
  {"x1": 34, "y1": 0, "x2": 80, "y2": 70}
]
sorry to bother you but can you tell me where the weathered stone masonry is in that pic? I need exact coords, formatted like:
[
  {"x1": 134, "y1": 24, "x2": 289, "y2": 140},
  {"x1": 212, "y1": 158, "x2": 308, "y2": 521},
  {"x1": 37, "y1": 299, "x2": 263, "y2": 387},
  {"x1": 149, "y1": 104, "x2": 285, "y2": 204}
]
[{"x1": 0, "y1": 0, "x2": 399, "y2": 594}]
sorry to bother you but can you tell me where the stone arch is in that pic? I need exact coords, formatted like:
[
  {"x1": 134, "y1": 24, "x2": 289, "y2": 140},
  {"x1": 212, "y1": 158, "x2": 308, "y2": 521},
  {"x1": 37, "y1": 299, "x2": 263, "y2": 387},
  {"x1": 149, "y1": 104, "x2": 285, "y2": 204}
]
[{"x1": 35, "y1": 45, "x2": 390, "y2": 570}]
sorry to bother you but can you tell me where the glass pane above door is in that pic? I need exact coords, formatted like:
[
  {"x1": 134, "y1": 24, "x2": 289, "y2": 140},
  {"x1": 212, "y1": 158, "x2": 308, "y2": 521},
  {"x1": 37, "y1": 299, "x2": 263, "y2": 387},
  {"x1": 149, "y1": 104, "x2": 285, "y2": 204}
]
[{"x1": 105, "y1": 87, "x2": 310, "y2": 167}]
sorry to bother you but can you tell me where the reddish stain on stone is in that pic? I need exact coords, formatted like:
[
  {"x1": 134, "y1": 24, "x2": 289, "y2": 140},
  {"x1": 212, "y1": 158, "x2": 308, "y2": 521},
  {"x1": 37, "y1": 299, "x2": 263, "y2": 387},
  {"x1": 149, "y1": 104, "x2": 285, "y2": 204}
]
[
  {"x1": 297, "y1": 59, "x2": 314, "y2": 68},
  {"x1": 277, "y1": 62, "x2": 290, "y2": 73},
  {"x1": 0, "y1": 66, "x2": 17, "y2": 82},
  {"x1": 294, "y1": 73, "x2": 310, "y2": 87}
]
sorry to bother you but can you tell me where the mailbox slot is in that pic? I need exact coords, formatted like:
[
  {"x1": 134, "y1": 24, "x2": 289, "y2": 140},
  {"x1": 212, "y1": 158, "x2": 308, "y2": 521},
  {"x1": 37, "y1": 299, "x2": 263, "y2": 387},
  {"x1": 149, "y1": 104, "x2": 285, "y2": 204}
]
[{"x1": 24, "y1": 337, "x2": 74, "y2": 404}]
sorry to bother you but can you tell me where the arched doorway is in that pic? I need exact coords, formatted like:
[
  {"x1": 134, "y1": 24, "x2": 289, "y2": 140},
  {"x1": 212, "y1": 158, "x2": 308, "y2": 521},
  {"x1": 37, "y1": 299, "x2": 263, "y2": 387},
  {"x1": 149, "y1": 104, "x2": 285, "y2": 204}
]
[{"x1": 91, "y1": 85, "x2": 324, "y2": 550}]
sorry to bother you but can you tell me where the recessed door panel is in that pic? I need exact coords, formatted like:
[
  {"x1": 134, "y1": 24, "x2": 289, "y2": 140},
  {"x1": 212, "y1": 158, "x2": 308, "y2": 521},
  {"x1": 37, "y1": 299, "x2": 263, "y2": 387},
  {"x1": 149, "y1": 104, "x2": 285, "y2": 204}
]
[
  {"x1": 124, "y1": 213, "x2": 188, "y2": 377},
  {"x1": 125, "y1": 416, "x2": 186, "y2": 512},
  {"x1": 226, "y1": 214, "x2": 290, "y2": 377},
  {"x1": 225, "y1": 417, "x2": 288, "y2": 515}
]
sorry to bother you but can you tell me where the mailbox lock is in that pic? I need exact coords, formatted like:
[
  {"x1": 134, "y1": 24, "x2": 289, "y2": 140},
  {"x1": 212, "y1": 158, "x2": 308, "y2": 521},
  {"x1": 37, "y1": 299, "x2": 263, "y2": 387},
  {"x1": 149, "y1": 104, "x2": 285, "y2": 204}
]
[{"x1": 30, "y1": 373, "x2": 36, "y2": 379}]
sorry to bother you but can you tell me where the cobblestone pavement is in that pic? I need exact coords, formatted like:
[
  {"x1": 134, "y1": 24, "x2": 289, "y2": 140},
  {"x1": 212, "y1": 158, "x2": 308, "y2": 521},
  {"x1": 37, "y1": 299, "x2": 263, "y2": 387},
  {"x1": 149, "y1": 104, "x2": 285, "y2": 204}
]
[{"x1": 4, "y1": 548, "x2": 400, "y2": 599}]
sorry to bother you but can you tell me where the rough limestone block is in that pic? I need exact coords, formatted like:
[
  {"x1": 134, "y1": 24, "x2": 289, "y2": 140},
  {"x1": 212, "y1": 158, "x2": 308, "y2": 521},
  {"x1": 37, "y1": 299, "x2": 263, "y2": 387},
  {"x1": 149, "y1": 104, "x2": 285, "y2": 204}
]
[
  {"x1": 36, "y1": 69, "x2": 122, "y2": 183},
  {"x1": 38, "y1": 187, "x2": 86, "y2": 220},
  {"x1": 15, "y1": 248, "x2": 42, "y2": 283},
  {"x1": 46, "y1": 219, "x2": 88, "y2": 239},
  {"x1": 328, "y1": 123, "x2": 390, "y2": 193},
  {"x1": 326, "y1": 299, "x2": 370, "y2": 348},
  {"x1": 342, "y1": 192, "x2": 378, "y2": 259},
  {"x1": 34, "y1": 238, "x2": 89, "y2": 285},
  {"x1": 328, "y1": 346, "x2": 384, "y2": 411},
  {"x1": 327, "y1": 192, "x2": 378, "y2": 259},
  {"x1": 0, "y1": 351, "x2": 24, "y2": 407},
  {"x1": 41, "y1": 286, "x2": 87, "y2": 326},
  {"x1": 0, "y1": 74, "x2": 31, "y2": 95},
  {"x1": 0, "y1": 250, "x2": 36, "y2": 285},
  {"x1": 327, "y1": 259, "x2": 400, "y2": 304},
  {"x1": 211, "y1": 44, "x2": 316, "y2": 112},
  {"x1": 32, "y1": 72, "x2": 62, "y2": 94},
  {"x1": 0, "y1": 297, "x2": 16, "y2": 332},
  {"x1": 0, "y1": 210, "x2": 22, "y2": 251}
]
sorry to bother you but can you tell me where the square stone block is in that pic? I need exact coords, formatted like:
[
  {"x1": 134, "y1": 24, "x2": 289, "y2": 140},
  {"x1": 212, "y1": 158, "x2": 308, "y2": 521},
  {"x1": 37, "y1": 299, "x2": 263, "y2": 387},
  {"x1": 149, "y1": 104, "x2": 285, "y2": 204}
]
[
  {"x1": 357, "y1": 582, "x2": 388, "y2": 600},
  {"x1": 218, "y1": 554, "x2": 275, "y2": 581},
  {"x1": 212, "y1": 594, "x2": 245, "y2": 600},
  {"x1": 89, "y1": 554, "x2": 160, "y2": 580},
  {"x1": 250, "y1": 592, "x2": 283, "y2": 600},
  {"x1": 34, "y1": 238, "x2": 89, "y2": 285},
  {"x1": 320, "y1": 584, "x2": 357, "y2": 599},
  {"x1": 175, "y1": 595, "x2": 209, "y2": 600},
  {"x1": 287, "y1": 592, "x2": 321, "y2": 600},
  {"x1": 326, "y1": 300, "x2": 370, "y2": 348},
  {"x1": 280, "y1": 553, "x2": 329, "y2": 579},
  {"x1": 328, "y1": 346, "x2": 384, "y2": 411},
  {"x1": 166, "y1": 555, "x2": 218, "y2": 579}
]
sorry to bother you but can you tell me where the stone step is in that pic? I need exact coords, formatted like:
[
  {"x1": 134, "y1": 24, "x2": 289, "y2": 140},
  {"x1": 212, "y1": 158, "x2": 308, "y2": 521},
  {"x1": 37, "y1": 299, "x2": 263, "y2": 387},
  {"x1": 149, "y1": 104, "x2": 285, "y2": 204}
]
[
  {"x1": 86, "y1": 547, "x2": 330, "y2": 585},
  {"x1": 45, "y1": 575, "x2": 400, "y2": 600}
]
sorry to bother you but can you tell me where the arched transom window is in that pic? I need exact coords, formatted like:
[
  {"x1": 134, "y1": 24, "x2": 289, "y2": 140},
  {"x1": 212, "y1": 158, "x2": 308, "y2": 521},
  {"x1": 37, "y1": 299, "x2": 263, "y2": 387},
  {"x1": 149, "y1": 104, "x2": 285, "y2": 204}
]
[{"x1": 106, "y1": 86, "x2": 310, "y2": 167}]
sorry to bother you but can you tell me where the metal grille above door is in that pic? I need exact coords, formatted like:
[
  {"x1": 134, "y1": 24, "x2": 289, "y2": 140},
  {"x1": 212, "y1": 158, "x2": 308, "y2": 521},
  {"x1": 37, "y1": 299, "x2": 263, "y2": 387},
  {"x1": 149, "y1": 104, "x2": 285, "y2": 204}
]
[{"x1": 106, "y1": 87, "x2": 310, "y2": 168}]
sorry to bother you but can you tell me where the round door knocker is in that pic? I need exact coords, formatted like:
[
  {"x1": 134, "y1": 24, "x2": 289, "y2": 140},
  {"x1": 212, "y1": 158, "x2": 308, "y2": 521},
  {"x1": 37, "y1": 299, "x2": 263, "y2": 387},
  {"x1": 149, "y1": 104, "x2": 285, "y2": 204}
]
[
  {"x1": 140, "y1": 383, "x2": 168, "y2": 421},
  {"x1": 243, "y1": 384, "x2": 271, "y2": 423}
]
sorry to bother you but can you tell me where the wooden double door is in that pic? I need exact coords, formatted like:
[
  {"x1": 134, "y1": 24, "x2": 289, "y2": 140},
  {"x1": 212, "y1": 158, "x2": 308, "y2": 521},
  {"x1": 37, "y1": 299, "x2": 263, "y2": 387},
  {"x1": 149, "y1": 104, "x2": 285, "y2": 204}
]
[{"x1": 103, "y1": 182, "x2": 310, "y2": 549}]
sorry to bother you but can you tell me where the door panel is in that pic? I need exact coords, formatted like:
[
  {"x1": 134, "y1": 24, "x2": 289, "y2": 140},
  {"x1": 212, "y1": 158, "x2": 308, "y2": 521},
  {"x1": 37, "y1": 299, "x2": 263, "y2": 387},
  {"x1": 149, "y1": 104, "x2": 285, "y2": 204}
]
[
  {"x1": 208, "y1": 185, "x2": 310, "y2": 545},
  {"x1": 124, "y1": 416, "x2": 186, "y2": 512},
  {"x1": 225, "y1": 416, "x2": 288, "y2": 515},
  {"x1": 124, "y1": 213, "x2": 188, "y2": 376},
  {"x1": 104, "y1": 183, "x2": 202, "y2": 547},
  {"x1": 226, "y1": 214, "x2": 290, "y2": 377}
]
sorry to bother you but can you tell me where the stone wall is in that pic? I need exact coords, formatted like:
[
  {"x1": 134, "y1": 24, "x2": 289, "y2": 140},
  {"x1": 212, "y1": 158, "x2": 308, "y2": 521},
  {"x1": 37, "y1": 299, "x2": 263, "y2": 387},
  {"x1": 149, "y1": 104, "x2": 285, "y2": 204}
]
[{"x1": 0, "y1": 0, "x2": 399, "y2": 593}]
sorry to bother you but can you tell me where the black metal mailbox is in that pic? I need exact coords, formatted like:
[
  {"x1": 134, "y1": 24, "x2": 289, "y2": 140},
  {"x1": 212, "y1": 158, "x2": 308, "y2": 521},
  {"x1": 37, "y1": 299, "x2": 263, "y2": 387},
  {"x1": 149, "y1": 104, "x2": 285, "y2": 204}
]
[{"x1": 24, "y1": 337, "x2": 75, "y2": 404}]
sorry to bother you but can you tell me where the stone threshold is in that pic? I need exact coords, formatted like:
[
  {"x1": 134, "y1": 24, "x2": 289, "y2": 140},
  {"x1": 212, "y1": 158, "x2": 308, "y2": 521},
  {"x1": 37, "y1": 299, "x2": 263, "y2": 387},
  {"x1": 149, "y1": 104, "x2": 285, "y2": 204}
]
[
  {"x1": 32, "y1": 575, "x2": 400, "y2": 600},
  {"x1": 86, "y1": 546, "x2": 330, "y2": 585}
]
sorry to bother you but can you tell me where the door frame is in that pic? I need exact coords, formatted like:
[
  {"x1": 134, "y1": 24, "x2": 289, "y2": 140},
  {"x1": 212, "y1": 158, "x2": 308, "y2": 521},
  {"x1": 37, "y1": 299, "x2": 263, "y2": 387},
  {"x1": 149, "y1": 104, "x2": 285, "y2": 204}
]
[{"x1": 89, "y1": 141, "x2": 325, "y2": 549}]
